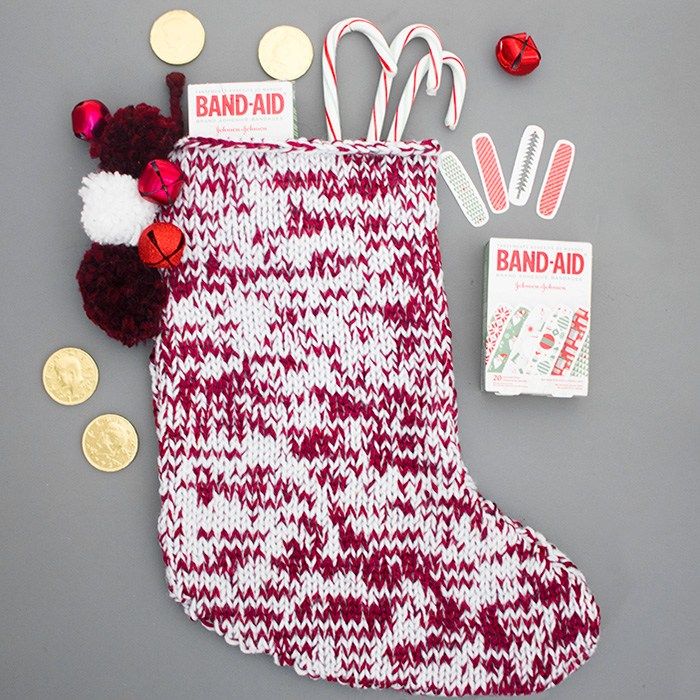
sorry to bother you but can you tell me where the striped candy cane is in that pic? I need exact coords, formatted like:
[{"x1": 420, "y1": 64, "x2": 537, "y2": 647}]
[
  {"x1": 323, "y1": 18, "x2": 397, "y2": 141},
  {"x1": 366, "y1": 24, "x2": 444, "y2": 141},
  {"x1": 387, "y1": 51, "x2": 466, "y2": 142}
]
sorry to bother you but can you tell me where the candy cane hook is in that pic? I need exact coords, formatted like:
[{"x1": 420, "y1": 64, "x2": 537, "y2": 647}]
[
  {"x1": 387, "y1": 51, "x2": 467, "y2": 142},
  {"x1": 366, "y1": 23, "x2": 444, "y2": 141},
  {"x1": 323, "y1": 18, "x2": 397, "y2": 141}
]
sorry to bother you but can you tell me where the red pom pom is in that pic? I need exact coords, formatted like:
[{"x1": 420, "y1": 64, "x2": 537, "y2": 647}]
[
  {"x1": 138, "y1": 222, "x2": 185, "y2": 269},
  {"x1": 77, "y1": 243, "x2": 167, "y2": 346},
  {"x1": 495, "y1": 33, "x2": 541, "y2": 76},
  {"x1": 138, "y1": 159, "x2": 185, "y2": 205},
  {"x1": 89, "y1": 104, "x2": 181, "y2": 178}
]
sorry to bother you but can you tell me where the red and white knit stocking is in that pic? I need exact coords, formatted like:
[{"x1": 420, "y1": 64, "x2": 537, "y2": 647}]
[{"x1": 151, "y1": 137, "x2": 600, "y2": 695}]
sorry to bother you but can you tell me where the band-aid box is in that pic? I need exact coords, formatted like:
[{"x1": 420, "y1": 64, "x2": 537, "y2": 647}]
[
  {"x1": 482, "y1": 238, "x2": 592, "y2": 397},
  {"x1": 187, "y1": 81, "x2": 295, "y2": 141}
]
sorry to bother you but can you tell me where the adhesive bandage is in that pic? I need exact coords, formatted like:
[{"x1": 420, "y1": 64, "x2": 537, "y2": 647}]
[
  {"x1": 439, "y1": 151, "x2": 489, "y2": 227},
  {"x1": 509, "y1": 125, "x2": 544, "y2": 206},
  {"x1": 472, "y1": 133, "x2": 509, "y2": 213},
  {"x1": 537, "y1": 139, "x2": 575, "y2": 220}
]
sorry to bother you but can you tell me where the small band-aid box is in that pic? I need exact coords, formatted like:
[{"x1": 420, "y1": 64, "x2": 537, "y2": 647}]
[
  {"x1": 187, "y1": 81, "x2": 295, "y2": 141},
  {"x1": 482, "y1": 238, "x2": 592, "y2": 397}
]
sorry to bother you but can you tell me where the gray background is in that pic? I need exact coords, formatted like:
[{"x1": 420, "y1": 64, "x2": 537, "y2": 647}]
[{"x1": 1, "y1": 1, "x2": 698, "y2": 698}]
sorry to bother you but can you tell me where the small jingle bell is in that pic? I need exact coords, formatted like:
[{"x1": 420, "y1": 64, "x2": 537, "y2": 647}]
[
  {"x1": 495, "y1": 33, "x2": 541, "y2": 76},
  {"x1": 71, "y1": 99, "x2": 110, "y2": 141},
  {"x1": 138, "y1": 222, "x2": 185, "y2": 269},
  {"x1": 138, "y1": 159, "x2": 185, "y2": 206}
]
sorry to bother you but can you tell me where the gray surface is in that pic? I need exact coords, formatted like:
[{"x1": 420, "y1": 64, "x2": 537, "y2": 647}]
[{"x1": 1, "y1": 1, "x2": 698, "y2": 698}]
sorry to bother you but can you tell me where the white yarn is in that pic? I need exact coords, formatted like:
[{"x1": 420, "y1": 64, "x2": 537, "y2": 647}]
[{"x1": 79, "y1": 171, "x2": 157, "y2": 246}]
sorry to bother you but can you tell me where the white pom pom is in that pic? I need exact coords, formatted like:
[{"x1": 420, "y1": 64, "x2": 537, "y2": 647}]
[{"x1": 79, "y1": 171, "x2": 158, "y2": 245}]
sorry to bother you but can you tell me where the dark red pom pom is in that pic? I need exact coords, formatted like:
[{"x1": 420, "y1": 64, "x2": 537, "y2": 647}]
[
  {"x1": 89, "y1": 104, "x2": 181, "y2": 178},
  {"x1": 77, "y1": 243, "x2": 167, "y2": 347}
]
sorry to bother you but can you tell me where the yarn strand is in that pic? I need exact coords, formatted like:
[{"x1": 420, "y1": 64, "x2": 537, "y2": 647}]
[{"x1": 166, "y1": 72, "x2": 185, "y2": 136}]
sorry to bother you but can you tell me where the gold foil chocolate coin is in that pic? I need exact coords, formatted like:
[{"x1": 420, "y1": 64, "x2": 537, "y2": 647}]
[
  {"x1": 42, "y1": 347, "x2": 98, "y2": 406},
  {"x1": 82, "y1": 414, "x2": 138, "y2": 473},
  {"x1": 258, "y1": 25, "x2": 313, "y2": 81},
  {"x1": 150, "y1": 10, "x2": 205, "y2": 65}
]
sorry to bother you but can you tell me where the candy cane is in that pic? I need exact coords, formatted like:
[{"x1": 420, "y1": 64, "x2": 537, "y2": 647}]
[
  {"x1": 323, "y1": 18, "x2": 397, "y2": 141},
  {"x1": 366, "y1": 24, "x2": 444, "y2": 141},
  {"x1": 387, "y1": 51, "x2": 467, "y2": 142}
]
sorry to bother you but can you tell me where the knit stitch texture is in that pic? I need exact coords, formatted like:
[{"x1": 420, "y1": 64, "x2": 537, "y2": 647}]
[{"x1": 150, "y1": 137, "x2": 600, "y2": 695}]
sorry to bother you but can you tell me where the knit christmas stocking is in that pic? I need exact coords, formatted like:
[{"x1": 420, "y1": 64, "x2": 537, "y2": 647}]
[{"x1": 152, "y1": 137, "x2": 600, "y2": 696}]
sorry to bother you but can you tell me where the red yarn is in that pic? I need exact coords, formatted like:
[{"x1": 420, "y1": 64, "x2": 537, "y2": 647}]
[
  {"x1": 80, "y1": 73, "x2": 186, "y2": 178},
  {"x1": 77, "y1": 243, "x2": 167, "y2": 346},
  {"x1": 89, "y1": 103, "x2": 181, "y2": 178},
  {"x1": 166, "y1": 72, "x2": 185, "y2": 135}
]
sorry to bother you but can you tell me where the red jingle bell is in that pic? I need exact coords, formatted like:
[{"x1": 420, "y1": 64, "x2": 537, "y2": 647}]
[
  {"x1": 138, "y1": 159, "x2": 185, "y2": 206},
  {"x1": 495, "y1": 33, "x2": 541, "y2": 76},
  {"x1": 138, "y1": 222, "x2": 185, "y2": 269},
  {"x1": 71, "y1": 99, "x2": 110, "y2": 141}
]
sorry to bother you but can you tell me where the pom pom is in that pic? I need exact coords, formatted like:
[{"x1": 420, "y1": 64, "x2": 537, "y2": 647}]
[
  {"x1": 138, "y1": 222, "x2": 185, "y2": 268},
  {"x1": 71, "y1": 99, "x2": 110, "y2": 141},
  {"x1": 89, "y1": 103, "x2": 181, "y2": 178},
  {"x1": 77, "y1": 243, "x2": 167, "y2": 347},
  {"x1": 138, "y1": 159, "x2": 185, "y2": 205},
  {"x1": 79, "y1": 171, "x2": 158, "y2": 245},
  {"x1": 495, "y1": 33, "x2": 541, "y2": 76}
]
